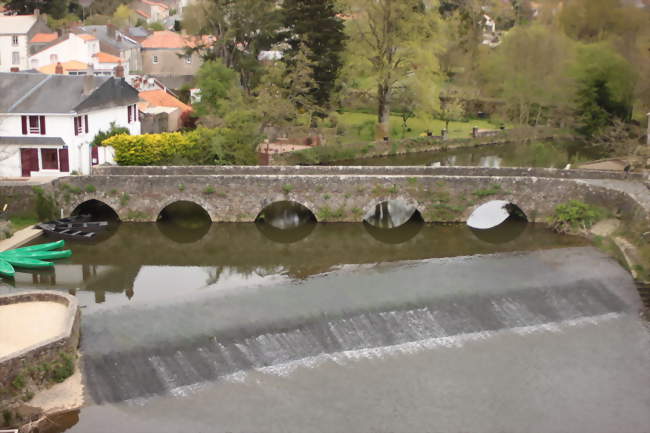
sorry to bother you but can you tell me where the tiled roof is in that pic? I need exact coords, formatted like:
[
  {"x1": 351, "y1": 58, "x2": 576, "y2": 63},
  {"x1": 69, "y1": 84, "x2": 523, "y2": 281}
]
[
  {"x1": 141, "y1": 0, "x2": 169, "y2": 9},
  {"x1": 94, "y1": 52, "x2": 122, "y2": 63},
  {"x1": 141, "y1": 30, "x2": 186, "y2": 49},
  {"x1": 139, "y1": 89, "x2": 192, "y2": 113},
  {"x1": 77, "y1": 33, "x2": 97, "y2": 41},
  {"x1": 37, "y1": 60, "x2": 89, "y2": 74},
  {"x1": 30, "y1": 32, "x2": 58, "y2": 43}
]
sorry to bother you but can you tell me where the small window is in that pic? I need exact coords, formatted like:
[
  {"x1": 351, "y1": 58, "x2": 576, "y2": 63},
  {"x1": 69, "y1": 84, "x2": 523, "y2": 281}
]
[
  {"x1": 41, "y1": 149, "x2": 59, "y2": 170},
  {"x1": 12, "y1": 35, "x2": 18, "y2": 46},
  {"x1": 152, "y1": 55, "x2": 159, "y2": 64},
  {"x1": 29, "y1": 116, "x2": 41, "y2": 134},
  {"x1": 12, "y1": 52, "x2": 20, "y2": 65},
  {"x1": 185, "y1": 55, "x2": 191, "y2": 64}
]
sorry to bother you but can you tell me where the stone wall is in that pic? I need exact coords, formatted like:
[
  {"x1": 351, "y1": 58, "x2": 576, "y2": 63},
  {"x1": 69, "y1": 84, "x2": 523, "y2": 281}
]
[{"x1": 0, "y1": 292, "x2": 80, "y2": 403}]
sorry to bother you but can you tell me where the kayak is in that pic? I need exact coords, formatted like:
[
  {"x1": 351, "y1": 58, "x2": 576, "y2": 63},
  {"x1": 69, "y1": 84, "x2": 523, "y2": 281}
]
[
  {"x1": 2, "y1": 240, "x2": 65, "y2": 255},
  {"x1": 2, "y1": 257, "x2": 54, "y2": 268},
  {"x1": 0, "y1": 259, "x2": 15, "y2": 277},
  {"x1": 1, "y1": 250, "x2": 72, "y2": 260}
]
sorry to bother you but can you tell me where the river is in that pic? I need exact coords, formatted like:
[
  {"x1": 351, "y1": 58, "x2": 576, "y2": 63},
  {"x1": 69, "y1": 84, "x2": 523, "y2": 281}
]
[{"x1": 1, "y1": 220, "x2": 648, "y2": 433}]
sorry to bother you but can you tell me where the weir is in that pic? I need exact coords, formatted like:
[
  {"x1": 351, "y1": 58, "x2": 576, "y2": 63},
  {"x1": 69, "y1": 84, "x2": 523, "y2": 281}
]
[{"x1": 78, "y1": 247, "x2": 641, "y2": 404}]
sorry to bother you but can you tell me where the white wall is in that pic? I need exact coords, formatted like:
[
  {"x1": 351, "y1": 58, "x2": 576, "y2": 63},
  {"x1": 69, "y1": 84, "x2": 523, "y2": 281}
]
[
  {"x1": 0, "y1": 104, "x2": 140, "y2": 177},
  {"x1": 0, "y1": 33, "x2": 29, "y2": 71},
  {"x1": 29, "y1": 34, "x2": 100, "y2": 69}
]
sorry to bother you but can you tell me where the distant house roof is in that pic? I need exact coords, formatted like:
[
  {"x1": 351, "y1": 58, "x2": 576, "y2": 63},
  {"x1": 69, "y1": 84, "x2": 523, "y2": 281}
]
[
  {"x1": 30, "y1": 32, "x2": 58, "y2": 43},
  {"x1": 0, "y1": 14, "x2": 37, "y2": 34},
  {"x1": 37, "y1": 60, "x2": 89, "y2": 74},
  {"x1": 141, "y1": 0, "x2": 169, "y2": 9},
  {"x1": 139, "y1": 89, "x2": 191, "y2": 113},
  {"x1": 77, "y1": 33, "x2": 97, "y2": 41},
  {"x1": 141, "y1": 30, "x2": 186, "y2": 49},
  {"x1": 128, "y1": 26, "x2": 151, "y2": 39},
  {"x1": 0, "y1": 72, "x2": 139, "y2": 114},
  {"x1": 94, "y1": 52, "x2": 121, "y2": 63},
  {"x1": 77, "y1": 25, "x2": 141, "y2": 50}
]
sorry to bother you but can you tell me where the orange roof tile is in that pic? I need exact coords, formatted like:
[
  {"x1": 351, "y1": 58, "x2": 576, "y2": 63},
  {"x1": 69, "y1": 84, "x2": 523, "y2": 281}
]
[
  {"x1": 139, "y1": 89, "x2": 192, "y2": 113},
  {"x1": 37, "y1": 60, "x2": 89, "y2": 74},
  {"x1": 77, "y1": 33, "x2": 97, "y2": 41},
  {"x1": 94, "y1": 52, "x2": 121, "y2": 63},
  {"x1": 142, "y1": 0, "x2": 169, "y2": 9},
  {"x1": 30, "y1": 32, "x2": 58, "y2": 43},
  {"x1": 142, "y1": 30, "x2": 186, "y2": 49}
]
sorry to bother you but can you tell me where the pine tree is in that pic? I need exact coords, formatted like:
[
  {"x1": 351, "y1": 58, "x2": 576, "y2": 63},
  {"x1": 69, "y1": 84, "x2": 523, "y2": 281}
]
[{"x1": 280, "y1": 0, "x2": 346, "y2": 116}]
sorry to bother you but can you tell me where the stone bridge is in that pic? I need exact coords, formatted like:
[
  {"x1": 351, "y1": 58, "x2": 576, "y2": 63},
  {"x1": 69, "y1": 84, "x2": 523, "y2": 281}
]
[
  {"x1": 48, "y1": 166, "x2": 649, "y2": 225},
  {"x1": 48, "y1": 165, "x2": 650, "y2": 226}
]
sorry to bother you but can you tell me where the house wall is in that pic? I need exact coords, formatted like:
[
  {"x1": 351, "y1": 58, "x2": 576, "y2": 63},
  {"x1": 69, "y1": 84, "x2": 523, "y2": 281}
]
[
  {"x1": 29, "y1": 34, "x2": 100, "y2": 69},
  {"x1": 141, "y1": 48, "x2": 200, "y2": 75},
  {"x1": 0, "y1": 105, "x2": 139, "y2": 177},
  {"x1": 0, "y1": 33, "x2": 29, "y2": 71}
]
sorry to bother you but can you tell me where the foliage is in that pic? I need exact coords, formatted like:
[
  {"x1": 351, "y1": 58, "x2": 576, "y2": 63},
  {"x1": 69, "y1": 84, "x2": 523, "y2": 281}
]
[
  {"x1": 103, "y1": 123, "x2": 262, "y2": 166},
  {"x1": 572, "y1": 43, "x2": 636, "y2": 137},
  {"x1": 111, "y1": 4, "x2": 135, "y2": 28},
  {"x1": 92, "y1": 122, "x2": 130, "y2": 147},
  {"x1": 280, "y1": 0, "x2": 346, "y2": 114},
  {"x1": 193, "y1": 60, "x2": 241, "y2": 118},
  {"x1": 32, "y1": 186, "x2": 57, "y2": 221},
  {"x1": 51, "y1": 353, "x2": 75, "y2": 383},
  {"x1": 551, "y1": 200, "x2": 605, "y2": 233},
  {"x1": 5, "y1": 0, "x2": 69, "y2": 18},
  {"x1": 282, "y1": 42, "x2": 323, "y2": 124},
  {"x1": 183, "y1": 0, "x2": 281, "y2": 92},
  {"x1": 345, "y1": 0, "x2": 444, "y2": 135}
]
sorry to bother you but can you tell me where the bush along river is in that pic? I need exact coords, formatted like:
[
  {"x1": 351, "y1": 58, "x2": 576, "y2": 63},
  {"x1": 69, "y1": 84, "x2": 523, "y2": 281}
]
[
  {"x1": 334, "y1": 139, "x2": 603, "y2": 167},
  {"x1": 1, "y1": 209, "x2": 648, "y2": 433}
]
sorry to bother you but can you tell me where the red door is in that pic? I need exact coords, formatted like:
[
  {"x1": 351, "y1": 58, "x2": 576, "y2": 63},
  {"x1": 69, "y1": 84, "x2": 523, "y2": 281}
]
[
  {"x1": 58, "y1": 148, "x2": 69, "y2": 172},
  {"x1": 20, "y1": 148, "x2": 39, "y2": 177},
  {"x1": 91, "y1": 146, "x2": 99, "y2": 166}
]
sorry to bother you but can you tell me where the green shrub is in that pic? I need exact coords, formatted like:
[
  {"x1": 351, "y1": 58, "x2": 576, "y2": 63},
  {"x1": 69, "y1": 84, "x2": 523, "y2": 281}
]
[
  {"x1": 120, "y1": 193, "x2": 130, "y2": 206},
  {"x1": 551, "y1": 200, "x2": 604, "y2": 233},
  {"x1": 282, "y1": 184, "x2": 293, "y2": 194},
  {"x1": 85, "y1": 184, "x2": 96, "y2": 193},
  {"x1": 203, "y1": 186, "x2": 216, "y2": 195},
  {"x1": 51, "y1": 353, "x2": 74, "y2": 383},
  {"x1": 32, "y1": 186, "x2": 57, "y2": 221},
  {"x1": 11, "y1": 374, "x2": 25, "y2": 390}
]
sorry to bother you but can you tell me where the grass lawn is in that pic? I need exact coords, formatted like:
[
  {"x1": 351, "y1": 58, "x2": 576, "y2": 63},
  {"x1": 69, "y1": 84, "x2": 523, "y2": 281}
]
[
  {"x1": 337, "y1": 111, "x2": 504, "y2": 144},
  {"x1": 9, "y1": 215, "x2": 39, "y2": 230}
]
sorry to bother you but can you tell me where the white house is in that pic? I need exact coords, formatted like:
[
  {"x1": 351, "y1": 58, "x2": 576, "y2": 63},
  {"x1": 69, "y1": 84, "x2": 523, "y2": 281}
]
[
  {"x1": 0, "y1": 72, "x2": 141, "y2": 177},
  {"x1": 28, "y1": 32, "x2": 131, "y2": 76},
  {"x1": 0, "y1": 12, "x2": 51, "y2": 72}
]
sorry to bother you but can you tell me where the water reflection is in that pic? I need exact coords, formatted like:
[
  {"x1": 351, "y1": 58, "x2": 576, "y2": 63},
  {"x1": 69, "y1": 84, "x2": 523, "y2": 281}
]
[
  {"x1": 1, "y1": 223, "x2": 588, "y2": 309},
  {"x1": 156, "y1": 201, "x2": 211, "y2": 244},
  {"x1": 470, "y1": 219, "x2": 528, "y2": 244},
  {"x1": 363, "y1": 215, "x2": 424, "y2": 244},
  {"x1": 364, "y1": 200, "x2": 419, "y2": 228}
]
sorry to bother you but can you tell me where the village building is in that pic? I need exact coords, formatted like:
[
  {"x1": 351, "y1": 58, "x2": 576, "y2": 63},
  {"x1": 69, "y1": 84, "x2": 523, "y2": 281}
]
[
  {"x1": 140, "y1": 30, "x2": 207, "y2": 76},
  {"x1": 0, "y1": 72, "x2": 140, "y2": 177},
  {"x1": 0, "y1": 12, "x2": 51, "y2": 72},
  {"x1": 74, "y1": 25, "x2": 143, "y2": 73},
  {"x1": 138, "y1": 89, "x2": 192, "y2": 132}
]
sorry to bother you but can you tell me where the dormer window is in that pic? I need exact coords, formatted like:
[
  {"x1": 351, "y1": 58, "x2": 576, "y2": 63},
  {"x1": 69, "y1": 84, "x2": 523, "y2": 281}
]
[{"x1": 12, "y1": 35, "x2": 18, "y2": 46}]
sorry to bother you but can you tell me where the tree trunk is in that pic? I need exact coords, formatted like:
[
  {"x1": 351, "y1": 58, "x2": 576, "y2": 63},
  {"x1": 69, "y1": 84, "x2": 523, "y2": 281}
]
[{"x1": 377, "y1": 84, "x2": 391, "y2": 139}]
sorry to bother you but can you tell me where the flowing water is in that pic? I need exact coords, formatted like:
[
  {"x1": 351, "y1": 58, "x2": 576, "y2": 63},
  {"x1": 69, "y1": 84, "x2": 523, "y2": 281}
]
[
  {"x1": 337, "y1": 139, "x2": 602, "y2": 167},
  {"x1": 1, "y1": 220, "x2": 648, "y2": 433}
]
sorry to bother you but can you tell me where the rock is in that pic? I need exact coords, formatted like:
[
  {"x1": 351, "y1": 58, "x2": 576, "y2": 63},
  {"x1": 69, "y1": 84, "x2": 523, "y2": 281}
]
[
  {"x1": 15, "y1": 404, "x2": 43, "y2": 422},
  {"x1": 590, "y1": 218, "x2": 621, "y2": 237}
]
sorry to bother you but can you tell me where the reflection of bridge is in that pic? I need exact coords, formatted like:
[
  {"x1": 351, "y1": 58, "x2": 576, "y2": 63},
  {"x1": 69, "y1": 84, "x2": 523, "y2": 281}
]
[{"x1": 53, "y1": 166, "x2": 650, "y2": 224}]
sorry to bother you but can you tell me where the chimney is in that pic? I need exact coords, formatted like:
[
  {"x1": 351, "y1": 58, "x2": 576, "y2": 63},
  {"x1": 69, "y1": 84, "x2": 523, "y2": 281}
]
[
  {"x1": 107, "y1": 23, "x2": 116, "y2": 39},
  {"x1": 34, "y1": 8, "x2": 39, "y2": 19},
  {"x1": 83, "y1": 74, "x2": 96, "y2": 96},
  {"x1": 55, "y1": 62, "x2": 64, "y2": 74},
  {"x1": 114, "y1": 62, "x2": 124, "y2": 78}
]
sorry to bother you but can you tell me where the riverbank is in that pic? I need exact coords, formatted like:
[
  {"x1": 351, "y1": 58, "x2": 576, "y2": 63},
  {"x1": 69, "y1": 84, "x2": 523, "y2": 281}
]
[{"x1": 273, "y1": 127, "x2": 573, "y2": 165}]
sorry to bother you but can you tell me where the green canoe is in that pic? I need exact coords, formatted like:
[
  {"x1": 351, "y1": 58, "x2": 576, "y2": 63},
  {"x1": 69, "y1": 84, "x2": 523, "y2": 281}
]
[
  {"x1": 2, "y1": 240, "x2": 65, "y2": 255},
  {"x1": 3, "y1": 257, "x2": 54, "y2": 268},
  {"x1": 0, "y1": 259, "x2": 15, "y2": 277},
  {"x1": 5, "y1": 250, "x2": 72, "y2": 260}
]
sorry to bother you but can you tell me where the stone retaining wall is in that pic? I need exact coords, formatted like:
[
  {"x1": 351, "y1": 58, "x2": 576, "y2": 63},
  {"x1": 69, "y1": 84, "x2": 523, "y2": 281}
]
[{"x1": 0, "y1": 292, "x2": 80, "y2": 402}]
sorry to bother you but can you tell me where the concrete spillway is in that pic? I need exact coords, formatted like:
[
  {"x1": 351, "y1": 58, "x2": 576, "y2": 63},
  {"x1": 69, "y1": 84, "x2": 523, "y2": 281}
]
[{"x1": 79, "y1": 247, "x2": 644, "y2": 405}]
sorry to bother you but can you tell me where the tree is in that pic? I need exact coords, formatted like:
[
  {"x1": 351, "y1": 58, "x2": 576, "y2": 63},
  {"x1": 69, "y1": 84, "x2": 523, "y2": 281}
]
[
  {"x1": 182, "y1": 0, "x2": 281, "y2": 93},
  {"x1": 439, "y1": 97, "x2": 465, "y2": 131},
  {"x1": 280, "y1": 0, "x2": 346, "y2": 115},
  {"x1": 283, "y1": 42, "x2": 323, "y2": 126},
  {"x1": 479, "y1": 24, "x2": 576, "y2": 125},
  {"x1": 193, "y1": 59, "x2": 241, "y2": 119},
  {"x1": 346, "y1": 0, "x2": 444, "y2": 137},
  {"x1": 572, "y1": 43, "x2": 636, "y2": 137},
  {"x1": 5, "y1": 0, "x2": 70, "y2": 18},
  {"x1": 111, "y1": 4, "x2": 135, "y2": 28}
]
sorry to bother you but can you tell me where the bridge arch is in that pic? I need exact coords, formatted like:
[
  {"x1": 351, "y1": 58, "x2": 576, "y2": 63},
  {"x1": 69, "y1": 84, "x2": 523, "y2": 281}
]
[
  {"x1": 71, "y1": 198, "x2": 120, "y2": 221},
  {"x1": 362, "y1": 196, "x2": 422, "y2": 228},
  {"x1": 466, "y1": 200, "x2": 528, "y2": 230}
]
